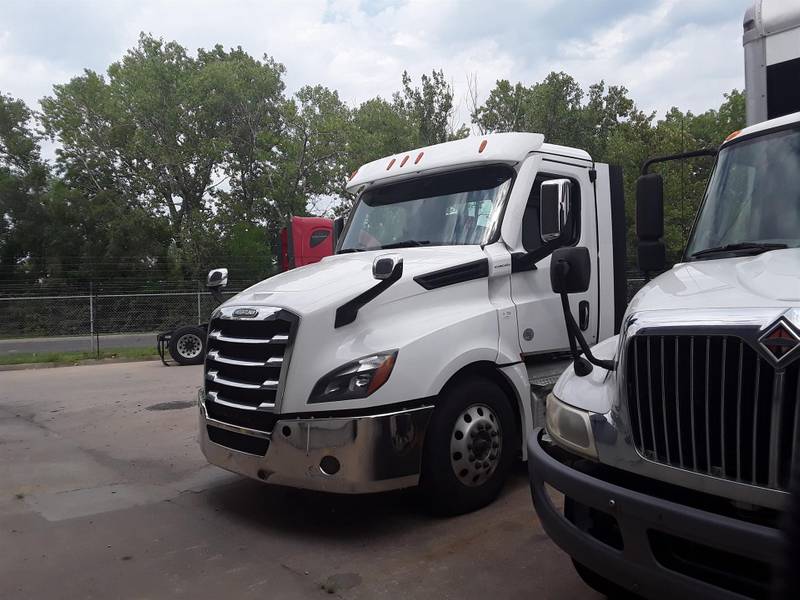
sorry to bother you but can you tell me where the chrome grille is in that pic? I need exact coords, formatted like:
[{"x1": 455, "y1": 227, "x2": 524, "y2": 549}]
[
  {"x1": 204, "y1": 307, "x2": 297, "y2": 432},
  {"x1": 626, "y1": 333, "x2": 799, "y2": 491}
]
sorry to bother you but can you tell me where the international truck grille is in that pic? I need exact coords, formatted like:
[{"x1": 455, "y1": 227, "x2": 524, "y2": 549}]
[
  {"x1": 626, "y1": 334, "x2": 800, "y2": 491},
  {"x1": 204, "y1": 309, "x2": 298, "y2": 433}
]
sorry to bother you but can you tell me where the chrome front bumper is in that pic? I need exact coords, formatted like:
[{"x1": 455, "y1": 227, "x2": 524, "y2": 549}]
[{"x1": 198, "y1": 391, "x2": 434, "y2": 494}]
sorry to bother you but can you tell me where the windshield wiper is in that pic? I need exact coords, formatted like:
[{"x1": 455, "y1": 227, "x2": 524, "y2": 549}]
[
  {"x1": 338, "y1": 248, "x2": 365, "y2": 254},
  {"x1": 690, "y1": 242, "x2": 788, "y2": 259},
  {"x1": 379, "y1": 240, "x2": 431, "y2": 249}
]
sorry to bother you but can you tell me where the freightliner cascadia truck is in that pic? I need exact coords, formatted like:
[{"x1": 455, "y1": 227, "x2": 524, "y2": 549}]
[
  {"x1": 528, "y1": 1, "x2": 800, "y2": 597},
  {"x1": 198, "y1": 132, "x2": 628, "y2": 514}
]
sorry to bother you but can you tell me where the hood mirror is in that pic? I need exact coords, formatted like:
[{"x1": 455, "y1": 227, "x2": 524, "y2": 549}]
[
  {"x1": 207, "y1": 268, "x2": 229, "y2": 289},
  {"x1": 372, "y1": 254, "x2": 403, "y2": 281}
]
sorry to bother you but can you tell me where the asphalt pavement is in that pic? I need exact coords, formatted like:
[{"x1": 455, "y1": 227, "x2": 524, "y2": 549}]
[{"x1": 0, "y1": 361, "x2": 598, "y2": 599}]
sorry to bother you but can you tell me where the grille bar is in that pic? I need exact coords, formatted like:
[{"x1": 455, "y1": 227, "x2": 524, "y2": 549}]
[
  {"x1": 794, "y1": 383, "x2": 800, "y2": 476},
  {"x1": 736, "y1": 341, "x2": 743, "y2": 481},
  {"x1": 207, "y1": 390, "x2": 260, "y2": 411},
  {"x1": 207, "y1": 349, "x2": 283, "y2": 368},
  {"x1": 206, "y1": 370, "x2": 278, "y2": 390},
  {"x1": 720, "y1": 338, "x2": 727, "y2": 476},
  {"x1": 209, "y1": 330, "x2": 289, "y2": 344},
  {"x1": 626, "y1": 333, "x2": 796, "y2": 491}
]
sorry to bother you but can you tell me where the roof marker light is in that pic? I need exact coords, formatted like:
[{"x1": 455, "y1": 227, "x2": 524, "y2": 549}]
[
  {"x1": 724, "y1": 130, "x2": 741, "y2": 143},
  {"x1": 400, "y1": 155, "x2": 410, "y2": 167},
  {"x1": 478, "y1": 139, "x2": 488, "y2": 153},
  {"x1": 414, "y1": 151, "x2": 424, "y2": 164},
  {"x1": 386, "y1": 158, "x2": 396, "y2": 170}
]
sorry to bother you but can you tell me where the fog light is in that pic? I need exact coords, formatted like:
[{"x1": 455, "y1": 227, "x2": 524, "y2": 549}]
[{"x1": 545, "y1": 393, "x2": 597, "y2": 458}]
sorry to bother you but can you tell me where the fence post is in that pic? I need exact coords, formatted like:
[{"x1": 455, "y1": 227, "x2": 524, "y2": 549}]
[
  {"x1": 93, "y1": 283, "x2": 100, "y2": 358},
  {"x1": 89, "y1": 282, "x2": 95, "y2": 354},
  {"x1": 197, "y1": 287, "x2": 202, "y2": 325}
]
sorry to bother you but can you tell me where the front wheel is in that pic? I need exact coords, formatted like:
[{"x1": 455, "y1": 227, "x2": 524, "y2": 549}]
[
  {"x1": 168, "y1": 325, "x2": 206, "y2": 365},
  {"x1": 419, "y1": 376, "x2": 517, "y2": 515}
]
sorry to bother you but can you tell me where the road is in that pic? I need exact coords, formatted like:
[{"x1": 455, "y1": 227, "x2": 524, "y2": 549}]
[
  {"x1": 0, "y1": 361, "x2": 597, "y2": 599},
  {"x1": 0, "y1": 333, "x2": 156, "y2": 355}
]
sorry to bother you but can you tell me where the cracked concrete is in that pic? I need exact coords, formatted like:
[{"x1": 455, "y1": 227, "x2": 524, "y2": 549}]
[{"x1": 0, "y1": 360, "x2": 598, "y2": 599}]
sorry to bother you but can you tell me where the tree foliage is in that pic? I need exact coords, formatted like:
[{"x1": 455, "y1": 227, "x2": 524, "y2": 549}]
[{"x1": 0, "y1": 34, "x2": 746, "y2": 291}]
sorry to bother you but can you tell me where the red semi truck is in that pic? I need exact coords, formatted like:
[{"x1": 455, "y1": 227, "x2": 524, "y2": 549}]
[{"x1": 158, "y1": 216, "x2": 334, "y2": 365}]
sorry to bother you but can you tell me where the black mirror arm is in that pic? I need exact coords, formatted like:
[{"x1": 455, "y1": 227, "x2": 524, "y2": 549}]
[
  {"x1": 559, "y1": 290, "x2": 615, "y2": 372},
  {"x1": 209, "y1": 288, "x2": 224, "y2": 305},
  {"x1": 553, "y1": 260, "x2": 615, "y2": 375}
]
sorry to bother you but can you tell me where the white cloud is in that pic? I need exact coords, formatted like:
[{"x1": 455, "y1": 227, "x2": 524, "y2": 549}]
[{"x1": 0, "y1": 0, "x2": 751, "y2": 129}]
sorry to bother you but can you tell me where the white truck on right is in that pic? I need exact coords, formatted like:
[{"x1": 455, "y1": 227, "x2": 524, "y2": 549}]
[{"x1": 528, "y1": 1, "x2": 800, "y2": 598}]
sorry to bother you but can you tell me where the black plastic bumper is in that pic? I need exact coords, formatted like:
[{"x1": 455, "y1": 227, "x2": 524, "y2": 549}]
[{"x1": 528, "y1": 428, "x2": 782, "y2": 600}]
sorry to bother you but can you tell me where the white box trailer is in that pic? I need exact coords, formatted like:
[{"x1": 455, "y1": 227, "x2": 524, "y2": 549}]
[{"x1": 743, "y1": 0, "x2": 800, "y2": 125}]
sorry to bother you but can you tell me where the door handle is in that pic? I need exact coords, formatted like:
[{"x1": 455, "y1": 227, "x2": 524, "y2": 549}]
[{"x1": 579, "y1": 301, "x2": 590, "y2": 331}]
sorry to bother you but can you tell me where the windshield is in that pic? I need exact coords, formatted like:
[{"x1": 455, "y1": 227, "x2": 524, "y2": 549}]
[
  {"x1": 339, "y1": 165, "x2": 513, "y2": 252},
  {"x1": 685, "y1": 127, "x2": 800, "y2": 258}
]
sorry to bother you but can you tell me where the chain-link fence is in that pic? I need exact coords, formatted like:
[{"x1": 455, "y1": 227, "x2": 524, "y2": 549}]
[
  {"x1": 0, "y1": 287, "x2": 244, "y2": 354},
  {"x1": 1, "y1": 276, "x2": 650, "y2": 355}
]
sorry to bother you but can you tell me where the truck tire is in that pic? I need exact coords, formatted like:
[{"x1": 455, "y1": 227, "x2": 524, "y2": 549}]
[
  {"x1": 168, "y1": 325, "x2": 206, "y2": 365},
  {"x1": 419, "y1": 375, "x2": 517, "y2": 515}
]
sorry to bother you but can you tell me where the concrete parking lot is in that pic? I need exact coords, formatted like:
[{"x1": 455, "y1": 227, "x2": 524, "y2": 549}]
[{"x1": 0, "y1": 361, "x2": 597, "y2": 599}]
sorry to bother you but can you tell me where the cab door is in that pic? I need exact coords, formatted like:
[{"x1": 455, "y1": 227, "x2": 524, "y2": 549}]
[{"x1": 506, "y1": 156, "x2": 599, "y2": 356}]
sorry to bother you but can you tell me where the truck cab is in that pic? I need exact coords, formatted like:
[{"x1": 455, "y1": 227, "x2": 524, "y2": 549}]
[
  {"x1": 199, "y1": 132, "x2": 626, "y2": 514},
  {"x1": 528, "y1": 92, "x2": 800, "y2": 600}
]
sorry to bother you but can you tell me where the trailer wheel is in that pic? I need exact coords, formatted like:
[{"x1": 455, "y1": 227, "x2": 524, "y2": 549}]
[
  {"x1": 419, "y1": 375, "x2": 517, "y2": 515},
  {"x1": 168, "y1": 325, "x2": 206, "y2": 365}
]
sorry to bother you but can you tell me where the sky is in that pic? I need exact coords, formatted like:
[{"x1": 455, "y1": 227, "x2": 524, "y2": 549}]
[{"x1": 1, "y1": 0, "x2": 753, "y2": 128}]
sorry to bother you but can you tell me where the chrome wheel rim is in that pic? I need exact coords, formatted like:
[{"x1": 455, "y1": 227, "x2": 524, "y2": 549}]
[
  {"x1": 176, "y1": 333, "x2": 203, "y2": 359},
  {"x1": 450, "y1": 403, "x2": 502, "y2": 487}
]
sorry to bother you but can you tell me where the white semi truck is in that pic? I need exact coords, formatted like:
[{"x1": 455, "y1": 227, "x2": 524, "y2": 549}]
[
  {"x1": 529, "y1": 1, "x2": 800, "y2": 597},
  {"x1": 198, "y1": 132, "x2": 628, "y2": 514}
]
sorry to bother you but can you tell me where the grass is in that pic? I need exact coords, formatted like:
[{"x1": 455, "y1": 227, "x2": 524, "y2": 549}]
[{"x1": 0, "y1": 346, "x2": 159, "y2": 366}]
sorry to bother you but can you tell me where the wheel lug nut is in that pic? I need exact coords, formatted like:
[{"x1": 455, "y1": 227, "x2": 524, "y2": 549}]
[
  {"x1": 469, "y1": 454, "x2": 475, "y2": 462},
  {"x1": 491, "y1": 431, "x2": 498, "y2": 437},
  {"x1": 492, "y1": 442, "x2": 499, "y2": 449}
]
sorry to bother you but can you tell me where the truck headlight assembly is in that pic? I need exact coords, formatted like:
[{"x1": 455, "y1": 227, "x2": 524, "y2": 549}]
[
  {"x1": 310, "y1": 351, "x2": 398, "y2": 403},
  {"x1": 545, "y1": 393, "x2": 598, "y2": 459}
]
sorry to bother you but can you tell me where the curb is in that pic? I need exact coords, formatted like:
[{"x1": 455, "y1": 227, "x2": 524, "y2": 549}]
[{"x1": 0, "y1": 356, "x2": 163, "y2": 372}]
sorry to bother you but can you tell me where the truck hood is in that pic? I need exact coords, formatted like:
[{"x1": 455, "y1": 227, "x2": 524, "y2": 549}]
[
  {"x1": 629, "y1": 248, "x2": 800, "y2": 315},
  {"x1": 225, "y1": 246, "x2": 488, "y2": 315}
]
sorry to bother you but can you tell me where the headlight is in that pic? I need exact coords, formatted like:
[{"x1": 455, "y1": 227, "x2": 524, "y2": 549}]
[
  {"x1": 309, "y1": 351, "x2": 398, "y2": 403},
  {"x1": 545, "y1": 393, "x2": 598, "y2": 459}
]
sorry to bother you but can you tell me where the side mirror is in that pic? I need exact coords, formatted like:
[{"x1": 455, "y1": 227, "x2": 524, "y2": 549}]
[
  {"x1": 550, "y1": 247, "x2": 614, "y2": 376},
  {"x1": 635, "y1": 173, "x2": 665, "y2": 274},
  {"x1": 373, "y1": 254, "x2": 403, "y2": 281},
  {"x1": 207, "y1": 268, "x2": 229, "y2": 289},
  {"x1": 550, "y1": 247, "x2": 591, "y2": 294},
  {"x1": 540, "y1": 179, "x2": 572, "y2": 244}
]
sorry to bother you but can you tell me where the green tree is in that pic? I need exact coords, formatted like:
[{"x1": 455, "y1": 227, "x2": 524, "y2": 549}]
[
  {"x1": 347, "y1": 97, "x2": 415, "y2": 172},
  {"x1": 472, "y1": 79, "x2": 529, "y2": 134},
  {"x1": 394, "y1": 70, "x2": 467, "y2": 146},
  {"x1": 41, "y1": 34, "x2": 248, "y2": 276},
  {"x1": 0, "y1": 92, "x2": 49, "y2": 284}
]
